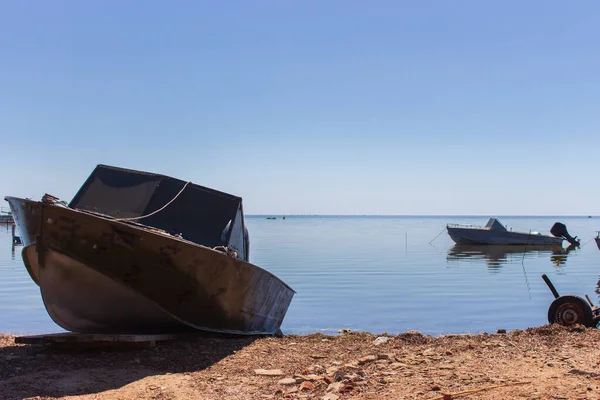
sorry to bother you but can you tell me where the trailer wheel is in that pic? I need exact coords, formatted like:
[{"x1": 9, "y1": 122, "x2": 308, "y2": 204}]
[{"x1": 548, "y1": 295, "x2": 594, "y2": 327}]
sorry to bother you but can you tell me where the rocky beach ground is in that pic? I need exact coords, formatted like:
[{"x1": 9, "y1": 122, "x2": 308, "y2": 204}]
[{"x1": 1, "y1": 325, "x2": 600, "y2": 400}]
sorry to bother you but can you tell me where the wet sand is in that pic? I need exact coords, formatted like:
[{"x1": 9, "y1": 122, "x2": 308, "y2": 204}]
[{"x1": 1, "y1": 325, "x2": 600, "y2": 400}]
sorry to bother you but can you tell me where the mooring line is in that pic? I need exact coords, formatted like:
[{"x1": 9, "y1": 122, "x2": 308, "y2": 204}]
[
  {"x1": 520, "y1": 260, "x2": 532, "y2": 299},
  {"x1": 113, "y1": 181, "x2": 191, "y2": 222},
  {"x1": 520, "y1": 230, "x2": 532, "y2": 299},
  {"x1": 428, "y1": 226, "x2": 447, "y2": 245},
  {"x1": 522, "y1": 230, "x2": 531, "y2": 263}
]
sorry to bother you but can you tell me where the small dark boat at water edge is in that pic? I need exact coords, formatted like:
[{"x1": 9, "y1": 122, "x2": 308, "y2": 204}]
[{"x1": 5, "y1": 165, "x2": 295, "y2": 335}]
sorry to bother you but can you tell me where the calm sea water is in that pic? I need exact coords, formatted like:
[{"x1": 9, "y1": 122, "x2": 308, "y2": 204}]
[{"x1": 1, "y1": 216, "x2": 600, "y2": 336}]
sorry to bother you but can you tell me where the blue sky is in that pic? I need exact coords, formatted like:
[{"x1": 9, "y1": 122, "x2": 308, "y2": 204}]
[{"x1": 1, "y1": 1, "x2": 599, "y2": 215}]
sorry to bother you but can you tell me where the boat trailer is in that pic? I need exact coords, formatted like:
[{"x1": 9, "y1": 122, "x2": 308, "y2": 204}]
[{"x1": 542, "y1": 274, "x2": 600, "y2": 328}]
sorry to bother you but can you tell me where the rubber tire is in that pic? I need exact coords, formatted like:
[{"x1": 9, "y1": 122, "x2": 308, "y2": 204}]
[{"x1": 547, "y1": 295, "x2": 594, "y2": 327}]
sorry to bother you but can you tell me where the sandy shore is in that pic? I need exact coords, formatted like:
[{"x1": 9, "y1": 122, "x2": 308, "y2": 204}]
[{"x1": 1, "y1": 325, "x2": 599, "y2": 400}]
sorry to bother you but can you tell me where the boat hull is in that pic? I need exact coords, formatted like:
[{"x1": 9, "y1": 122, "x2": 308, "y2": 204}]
[
  {"x1": 13, "y1": 200, "x2": 294, "y2": 335},
  {"x1": 39, "y1": 248, "x2": 184, "y2": 333},
  {"x1": 596, "y1": 237, "x2": 600, "y2": 251},
  {"x1": 447, "y1": 226, "x2": 564, "y2": 245}
]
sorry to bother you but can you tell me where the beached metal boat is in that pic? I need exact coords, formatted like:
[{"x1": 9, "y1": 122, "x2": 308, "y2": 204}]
[
  {"x1": 5, "y1": 165, "x2": 295, "y2": 335},
  {"x1": 446, "y1": 218, "x2": 579, "y2": 246}
]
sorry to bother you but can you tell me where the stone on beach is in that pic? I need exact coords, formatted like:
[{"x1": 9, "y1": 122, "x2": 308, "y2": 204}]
[
  {"x1": 372, "y1": 336, "x2": 389, "y2": 345},
  {"x1": 332, "y1": 370, "x2": 346, "y2": 382},
  {"x1": 278, "y1": 377, "x2": 297, "y2": 385},
  {"x1": 299, "y1": 381, "x2": 316, "y2": 391},
  {"x1": 358, "y1": 355, "x2": 377, "y2": 365},
  {"x1": 254, "y1": 369, "x2": 284, "y2": 376},
  {"x1": 327, "y1": 382, "x2": 345, "y2": 392}
]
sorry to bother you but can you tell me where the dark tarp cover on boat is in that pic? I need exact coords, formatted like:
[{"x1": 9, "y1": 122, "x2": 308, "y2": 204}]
[{"x1": 69, "y1": 165, "x2": 248, "y2": 260}]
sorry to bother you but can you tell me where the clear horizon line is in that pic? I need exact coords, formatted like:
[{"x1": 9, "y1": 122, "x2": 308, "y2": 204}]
[{"x1": 246, "y1": 214, "x2": 597, "y2": 217}]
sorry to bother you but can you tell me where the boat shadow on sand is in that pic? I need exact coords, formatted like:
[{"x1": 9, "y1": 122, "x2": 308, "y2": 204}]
[
  {"x1": 446, "y1": 243, "x2": 578, "y2": 269},
  {"x1": 0, "y1": 333, "x2": 256, "y2": 399}
]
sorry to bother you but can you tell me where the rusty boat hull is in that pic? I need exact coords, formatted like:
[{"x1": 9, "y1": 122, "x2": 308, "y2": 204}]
[{"x1": 7, "y1": 199, "x2": 294, "y2": 335}]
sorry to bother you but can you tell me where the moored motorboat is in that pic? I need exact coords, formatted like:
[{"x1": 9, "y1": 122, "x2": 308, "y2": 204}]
[
  {"x1": 446, "y1": 218, "x2": 579, "y2": 246},
  {"x1": 5, "y1": 165, "x2": 295, "y2": 335},
  {"x1": 595, "y1": 232, "x2": 600, "y2": 251}
]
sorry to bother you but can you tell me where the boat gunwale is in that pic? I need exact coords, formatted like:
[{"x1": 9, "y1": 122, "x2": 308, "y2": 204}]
[
  {"x1": 46, "y1": 202, "x2": 297, "y2": 294},
  {"x1": 447, "y1": 224, "x2": 491, "y2": 231}
]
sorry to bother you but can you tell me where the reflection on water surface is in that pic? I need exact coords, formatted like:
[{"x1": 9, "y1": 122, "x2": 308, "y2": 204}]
[{"x1": 447, "y1": 243, "x2": 578, "y2": 268}]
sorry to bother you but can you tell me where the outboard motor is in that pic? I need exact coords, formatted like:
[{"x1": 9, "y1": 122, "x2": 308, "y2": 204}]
[{"x1": 550, "y1": 222, "x2": 580, "y2": 246}]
